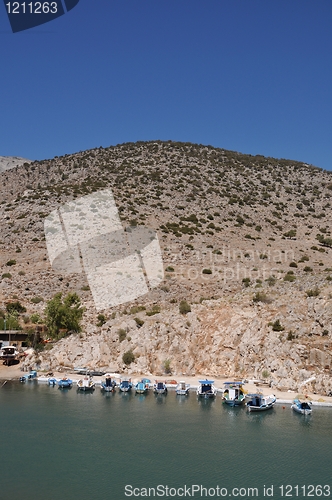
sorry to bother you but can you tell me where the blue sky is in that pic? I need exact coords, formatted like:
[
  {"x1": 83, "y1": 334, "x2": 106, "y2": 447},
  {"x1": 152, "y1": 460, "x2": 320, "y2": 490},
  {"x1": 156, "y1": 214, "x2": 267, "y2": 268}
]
[{"x1": 1, "y1": 1, "x2": 332, "y2": 170}]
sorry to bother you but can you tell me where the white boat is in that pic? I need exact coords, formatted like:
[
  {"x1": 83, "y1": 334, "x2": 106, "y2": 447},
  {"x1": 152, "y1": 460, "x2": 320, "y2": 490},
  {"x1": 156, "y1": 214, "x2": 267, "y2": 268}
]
[
  {"x1": 246, "y1": 393, "x2": 276, "y2": 412},
  {"x1": 196, "y1": 380, "x2": 217, "y2": 398},
  {"x1": 77, "y1": 376, "x2": 95, "y2": 391},
  {"x1": 222, "y1": 382, "x2": 246, "y2": 406},
  {"x1": 291, "y1": 399, "x2": 312, "y2": 415},
  {"x1": 176, "y1": 381, "x2": 190, "y2": 395},
  {"x1": 154, "y1": 381, "x2": 168, "y2": 394},
  {"x1": 0, "y1": 345, "x2": 18, "y2": 365}
]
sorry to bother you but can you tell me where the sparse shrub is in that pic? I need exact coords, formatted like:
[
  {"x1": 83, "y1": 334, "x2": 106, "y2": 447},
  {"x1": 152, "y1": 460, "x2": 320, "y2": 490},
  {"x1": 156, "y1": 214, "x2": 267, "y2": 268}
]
[
  {"x1": 242, "y1": 277, "x2": 251, "y2": 287},
  {"x1": 163, "y1": 359, "x2": 172, "y2": 374},
  {"x1": 303, "y1": 266, "x2": 313, "y2": 272},
  {"x1": 118, "y1": 328, "x2": 127, "y2": 342},
  {"x1": 30, "y1": 313, "x2": 43, "y2": 324},
  {"x1": 166, "y1": 266, "x2": 174, "y2": 272},
  {"x1": 179, "y1": 300, "x2": 191, "y2": 314},
  {"x1": 97, "y1": 314, "x2": 107, "y2": 326},
  {"x1": 253, "y1": 292, "x2": 271, "y2": 304},
  {"x1": 322, "y1": 329, "x2": 329, "y2": 337},
  {"x1": 271, "y1": 319, "x2": 285, "y2": 332},
  {"x1": 129, "y1": 305, "x2": 146, "y2": 314},
  {"x1": 306, "y1": 287, "x2": 320, "y2": 297},
  {"x1": 284, "y1": 230, "x2": 296, "y2": 238},
  {"x1": 31, "y1": 297, "x2": 43, "y2": 304},
  {"x1": 289, "y1": 262, "x2": 298, "y2": 268},
  {"x1": 284, "y1": 272, "x2": 296, "y2": 282},
  {"x1": 2, "y1": 273, "x2": 12, "y2": 279},
  {"x1": 146, "y1": 305, "x2": 161, "y2": 316},
  {"x1": 287, "y1": 330, "x2": 295, "y2": 341},
  {"x1": 123, "y1": 350, "x2": 135, "y2": 365},
  {"x1": 6, "y1": 259, "x2": 16, "y2": 266},
  {"x1": 134, "y1": 317, "x2": 144, "y2": 327},
  {"x1": 266, "y1": 276, "x2": 276, "y2": 286},
  {"x1": 81, "y1": 285, "x2": 90, "y2": 291},
  {"x1": 202, "y1": 268, "x2": 212, "y2": 274},
  {"x1": 6, "y1": 301, "x2": 26, "y2": 314},
  {"x1": 262, "y1": 370, "x2": 270, "y2": 379}
]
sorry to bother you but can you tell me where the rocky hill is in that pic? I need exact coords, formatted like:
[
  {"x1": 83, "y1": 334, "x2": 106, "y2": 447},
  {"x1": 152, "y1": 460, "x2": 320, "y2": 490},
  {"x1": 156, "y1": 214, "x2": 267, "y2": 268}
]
[
  {"x1": 1, "y1": 141, "x2": 332, "y2": 394},
  {"x1": 0, "y1": 156, "x2": 31, "y2": 173}
]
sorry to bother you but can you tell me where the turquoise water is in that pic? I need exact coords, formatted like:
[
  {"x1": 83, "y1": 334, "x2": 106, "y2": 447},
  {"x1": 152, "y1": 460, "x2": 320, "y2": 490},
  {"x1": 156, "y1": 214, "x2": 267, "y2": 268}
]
[{"x1": 1, "y1": 382, "x2": 332, "y2": 500}]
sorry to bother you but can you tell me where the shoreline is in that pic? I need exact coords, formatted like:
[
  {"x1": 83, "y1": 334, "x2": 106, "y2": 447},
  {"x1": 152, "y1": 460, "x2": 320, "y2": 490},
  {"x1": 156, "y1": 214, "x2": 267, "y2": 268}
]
[{"x1": 2, "y1": 364, "x2": 332, "y2": 406}]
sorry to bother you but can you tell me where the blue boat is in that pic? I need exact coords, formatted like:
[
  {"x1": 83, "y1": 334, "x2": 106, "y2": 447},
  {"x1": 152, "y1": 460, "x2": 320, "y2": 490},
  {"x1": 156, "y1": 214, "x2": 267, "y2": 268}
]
[
  {"x1": 154, "y1": 381, "x2": 168, "y2": 394},
  {"x1": 141, "y1": 378, "x2": 151, "y2": 388},
  {"x1": 222, "y1": 382, "x2": 245, "y2": 406},
  {"x1": 58, "y1": 377, "x2": 73, "y2": 388},
  {"x1": 291, "y1": 399, "x2": 312, "y2": 415},
  {"x1": 48, "y1": 377, "x2": 57, "y2": 386},
  {"x1": 19, "y1": 370, "x2": 37, "y2": 382},
  {"x1": 101, "y1": 374, "x2": 117, "y2": 392},
  {"x1": 196, "y1": 380, "x2": 217, "y2": 398},
  {"x1": 135, "y1": 381, "x2": 148, "y2": 394},
  {"x1": 119, "y1": 378, "x2": 132, "y2": 392}
]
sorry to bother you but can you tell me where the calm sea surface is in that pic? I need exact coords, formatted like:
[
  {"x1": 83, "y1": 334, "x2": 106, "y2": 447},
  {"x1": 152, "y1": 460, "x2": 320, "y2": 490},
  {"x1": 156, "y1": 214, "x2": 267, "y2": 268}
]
[{"x1": 1, "y1": 381, "x2": 332, "y2": 500}]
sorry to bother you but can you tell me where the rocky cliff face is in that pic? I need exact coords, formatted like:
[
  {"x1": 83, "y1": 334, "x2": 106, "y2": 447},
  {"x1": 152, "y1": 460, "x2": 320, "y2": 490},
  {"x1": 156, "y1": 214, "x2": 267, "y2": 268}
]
[
  {"x1": 0, "y1": 156, "x2": 31, "y2": 173},
  {"x1": 1, "y1": 141, "x2": 332, "y2": 393}
]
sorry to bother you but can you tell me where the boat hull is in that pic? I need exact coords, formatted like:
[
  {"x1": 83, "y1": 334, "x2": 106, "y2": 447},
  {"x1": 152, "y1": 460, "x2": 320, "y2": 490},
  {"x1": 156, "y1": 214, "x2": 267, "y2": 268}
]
[
  {"x1": 291, "y1": 400, "x2": 312, "y2": 415},
  {"x1": 101, "y1": 384, "x2": 116, "y2": 392},
  {"x1": 223, "y1": 398, "x2": 245, "y2": 407},
  {"x1": 247, "y1": 395, "x2": 276, "y2": 412},
  {"x1": 77, "y1": 385, "x2": 95, "y2": 391},
  {"x1": 247, "y1": 403, "x2": 274, "y2": 412}
]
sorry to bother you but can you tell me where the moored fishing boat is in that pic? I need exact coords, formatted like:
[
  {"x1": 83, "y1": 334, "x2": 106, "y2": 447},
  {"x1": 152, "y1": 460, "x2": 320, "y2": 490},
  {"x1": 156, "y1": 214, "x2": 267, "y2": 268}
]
[
  {"x1": 135, "y1": 381, "x2": 148, "y2": 394},
  {"x1": 246, "y1": 393, "x2": 276, "y2": 412},
  {"x1": 291, "y1": 399, "x2": 312, "y2": 415},
  {"x1": 19, "y1": 370, "x2": 37, "y2": 382},
  {"x1": 77, "y1": 376, "x2": 95, "y2": 391},
  {"x1": 101, "y1": 374, "x2": 117, "y2": 392},
  {"x1": 58, "y1": 377, "x2": 73, "y2": 388},
  {"x1": 141, "y1": 378, "x2": 151, "y2": 390},
  {"x1": 154, "y1": 381, "x2": 167, "y2": 394},
  {"x1": 176, "y1": 381, "x2": 190, "y2": 395},
  {"x1": 222, "y1": 381, "x2": 246, "y2": 406},
  {"x1": 196, "y1": 380, "x2": 217, "y2": 398},
  {"x1": 119, "y1": 378, "x2": 132, "y2": 392}
]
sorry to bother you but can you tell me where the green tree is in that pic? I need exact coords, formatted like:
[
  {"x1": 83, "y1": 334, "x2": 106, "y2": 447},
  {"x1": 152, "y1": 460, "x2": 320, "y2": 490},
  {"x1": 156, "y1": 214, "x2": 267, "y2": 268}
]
[{"x1": 45, "y1": 292, "x2": 84, "y2": 338}]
